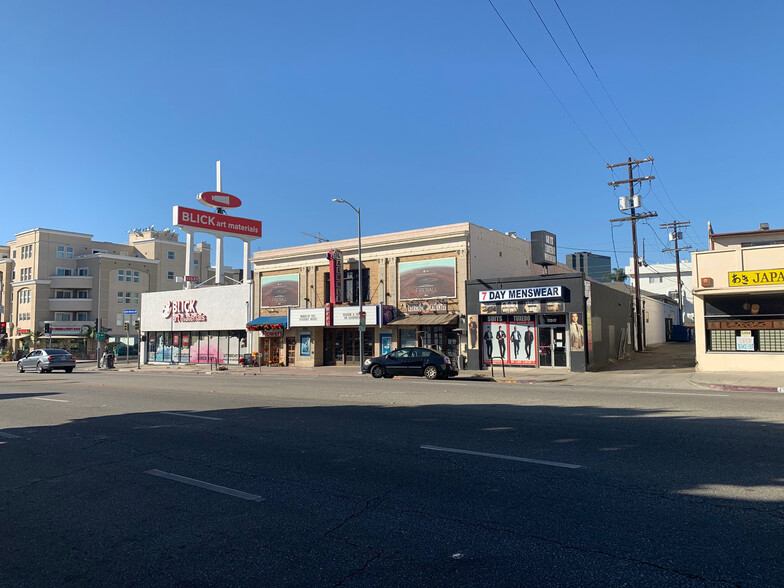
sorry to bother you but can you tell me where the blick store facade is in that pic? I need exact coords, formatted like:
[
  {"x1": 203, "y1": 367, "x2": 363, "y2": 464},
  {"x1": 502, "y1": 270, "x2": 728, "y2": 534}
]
[{"x1": 140, "y1": 283, "x2": 252, "y2": 365}]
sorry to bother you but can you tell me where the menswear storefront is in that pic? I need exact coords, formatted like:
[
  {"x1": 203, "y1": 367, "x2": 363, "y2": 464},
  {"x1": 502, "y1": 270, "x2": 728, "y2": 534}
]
[
  {"x1": 140, "y1": 283, "x2": 252, "y2": 365},
  {"x1": 465, "y1": 273, "x2": 632, "y2": 372}
]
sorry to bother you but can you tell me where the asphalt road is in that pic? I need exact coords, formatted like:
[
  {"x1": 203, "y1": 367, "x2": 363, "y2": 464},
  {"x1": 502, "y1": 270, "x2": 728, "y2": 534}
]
[{"x1": 1, "y1": 367, "x2": 783, "y2": 586}]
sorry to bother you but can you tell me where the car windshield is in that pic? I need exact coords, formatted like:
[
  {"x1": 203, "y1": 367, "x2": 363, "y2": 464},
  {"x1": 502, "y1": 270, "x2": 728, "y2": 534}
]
[{"x1": 43, "y1": 349, "x2": 70, "y2": 355}]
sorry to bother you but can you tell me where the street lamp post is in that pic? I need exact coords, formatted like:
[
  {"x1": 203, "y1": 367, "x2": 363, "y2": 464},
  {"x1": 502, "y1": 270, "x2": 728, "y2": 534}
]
[{"x1": 332, "y1": 198, "x2": 364, "y2": 373}]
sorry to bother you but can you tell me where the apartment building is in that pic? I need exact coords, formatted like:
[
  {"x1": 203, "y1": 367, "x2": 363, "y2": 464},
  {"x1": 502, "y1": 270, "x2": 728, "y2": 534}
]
[{"x1": 1, "y1": 227, "x2": 217, "y2": 358}]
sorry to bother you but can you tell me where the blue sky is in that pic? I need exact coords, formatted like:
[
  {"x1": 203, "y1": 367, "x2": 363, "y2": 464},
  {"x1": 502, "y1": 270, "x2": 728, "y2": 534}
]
[{"x1": 2, "y1": 1, "x2": 782, "y2": 271}]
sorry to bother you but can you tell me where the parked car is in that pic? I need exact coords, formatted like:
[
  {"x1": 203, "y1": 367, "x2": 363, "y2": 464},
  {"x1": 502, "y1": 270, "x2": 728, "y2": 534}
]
[
  {"x1": 362, "y1": 347, "x2": 458, "y2": 380},
  {"x1": 17, "y1": 349, "x2": 76, "y2": 373}
]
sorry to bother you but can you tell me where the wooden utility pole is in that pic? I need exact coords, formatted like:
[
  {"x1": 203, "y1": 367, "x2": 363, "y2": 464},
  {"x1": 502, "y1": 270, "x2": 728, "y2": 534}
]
[
  {"x1": 660, "y1": 220, "x2": 691, "y2": 325},
  {"x1": 608, "y1": 157, "x2": 657, "y2": 352}
]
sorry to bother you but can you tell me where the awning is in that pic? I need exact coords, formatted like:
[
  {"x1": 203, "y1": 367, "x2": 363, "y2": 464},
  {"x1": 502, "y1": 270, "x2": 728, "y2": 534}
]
[
  {"x1": 246, "y1": 316, "x2": 288, "y2": 331},
  {"x1": 386, "y1": 313, "x2": 459, "y2": 327}
]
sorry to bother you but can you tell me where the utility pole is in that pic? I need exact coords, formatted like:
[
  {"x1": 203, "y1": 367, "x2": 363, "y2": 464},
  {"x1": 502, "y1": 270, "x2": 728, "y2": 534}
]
[
  {"x1": 608, "y1": 157, "x2": 657, "y2": 352},
  {"x1": 660, "y1": 220, "x2": 691, "y2": 326}
]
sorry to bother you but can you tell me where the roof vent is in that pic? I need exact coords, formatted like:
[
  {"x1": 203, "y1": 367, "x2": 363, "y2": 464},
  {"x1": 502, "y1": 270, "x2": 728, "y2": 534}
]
[{"x1": 759, "y1": 223, "x2": 770, "y2": 230}]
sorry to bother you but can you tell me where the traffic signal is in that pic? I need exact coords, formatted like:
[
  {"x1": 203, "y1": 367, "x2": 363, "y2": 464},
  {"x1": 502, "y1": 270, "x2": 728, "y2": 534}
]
[
  {"x1": 0, "y1": 322, "x2": 6, "y2": 335},
  {"x1": 44, "y1": 323, "x2": 51, "y2": 334},
  {"x1": 134, "y1": 319, "x2": 140, "y2": 330},
  {"x1": 124, "y1": 321, "x2": 130, "y2": 331}
]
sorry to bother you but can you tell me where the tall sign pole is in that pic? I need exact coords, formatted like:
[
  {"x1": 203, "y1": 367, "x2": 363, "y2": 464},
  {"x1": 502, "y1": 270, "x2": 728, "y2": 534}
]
[{"x1": 608, "y1": 157, "x2": 656, "y2": 352}]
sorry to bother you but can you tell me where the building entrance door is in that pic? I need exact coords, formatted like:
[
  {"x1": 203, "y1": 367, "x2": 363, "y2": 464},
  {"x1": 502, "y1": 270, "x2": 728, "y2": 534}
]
[
  {"x1": 286, "y1": 337, "x2": 296, "y2": 366},
  {"x1": 537, "y1": 326, "x2": 568, "y2": 367}
]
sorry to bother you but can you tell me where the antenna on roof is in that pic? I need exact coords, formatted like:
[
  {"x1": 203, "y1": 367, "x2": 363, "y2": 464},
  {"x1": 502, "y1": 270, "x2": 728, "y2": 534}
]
[{"x1": 301, "y1": 231, "x2": 330, "y2": 243}]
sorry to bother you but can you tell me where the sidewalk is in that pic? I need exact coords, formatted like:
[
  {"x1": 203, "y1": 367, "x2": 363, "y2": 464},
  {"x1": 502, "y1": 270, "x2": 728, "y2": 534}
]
[{"x1": 77, "y1": 343, "x2": 784, "y2": 393}]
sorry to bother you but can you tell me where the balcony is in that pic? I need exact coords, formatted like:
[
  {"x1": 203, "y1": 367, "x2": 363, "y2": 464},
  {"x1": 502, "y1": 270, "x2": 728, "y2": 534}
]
[
  {"x1": 49, "y1": 298, "x2": 93, "y2": 312},
  {"x1": 49, "y1": 275, "x2": 94, "y2": 289}
]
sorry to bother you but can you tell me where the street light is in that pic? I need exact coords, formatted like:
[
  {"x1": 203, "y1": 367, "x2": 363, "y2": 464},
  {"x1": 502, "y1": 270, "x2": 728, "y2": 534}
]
[{"x1": 332, "y1": 198, "x2": 364, "y2": 373}]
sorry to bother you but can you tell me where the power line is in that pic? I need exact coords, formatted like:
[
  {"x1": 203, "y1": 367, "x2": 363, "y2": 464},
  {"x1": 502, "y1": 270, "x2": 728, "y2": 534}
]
[
  {"x1": 551, "y1": 0, "x2": 647, "y2": 155},
  {"x1": 486, "y1": 0, "x2": 608, "y2": 163},
  {"x1": 526, "y1": 0, "x2": 631, "y2": 154}
]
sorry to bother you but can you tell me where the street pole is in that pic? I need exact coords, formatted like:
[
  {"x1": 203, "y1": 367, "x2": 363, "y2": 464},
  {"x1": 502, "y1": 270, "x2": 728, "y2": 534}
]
[
  {"x1": 332, "y1": 198, "x2": 364, "y2": 373},
  {"x1": 661, "y1": 220, "x2": 692, "y2": 326},
  {"x1": 607, "y1": 157, "x2": 656, "y2": 352}
]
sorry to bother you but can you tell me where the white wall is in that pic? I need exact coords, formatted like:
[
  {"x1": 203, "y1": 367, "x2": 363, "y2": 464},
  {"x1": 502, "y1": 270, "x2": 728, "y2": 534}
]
[{"x1": 141, "y1": 283, "x2": 252, "y2": 332}]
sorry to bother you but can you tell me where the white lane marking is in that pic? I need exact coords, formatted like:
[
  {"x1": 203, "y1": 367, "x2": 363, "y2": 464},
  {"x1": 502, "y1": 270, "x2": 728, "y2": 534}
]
[
  {"x1": 160, "y1": 411, "x2": 222, "y2": 421},
  {"x1": 421, "y1": 444, "x2": 584, "y2": 469},
  {"x1": 144, "y1": 469, "x2": 263, "y2": 502},
  {"x1": 33, "y1": 397, "x2": 68, "y2": 403},
  {"x1": 626, "y1": 391, "x2": 729, "y2": 398},
  {"x1": 0, "y1": 431, "x2": 21, "y2": 439}
]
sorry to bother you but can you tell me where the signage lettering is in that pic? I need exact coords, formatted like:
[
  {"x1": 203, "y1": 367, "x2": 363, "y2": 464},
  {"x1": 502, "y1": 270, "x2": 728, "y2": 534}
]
[
  {"x1": 173, "y1": 206, "x2": 262, "y2": 239},
  {"x1": 479, "y1": 286, "x2": 562, "y2": 302},
  {"x1": 729, "y1": 268, "x2": 784, "y2": 287}
]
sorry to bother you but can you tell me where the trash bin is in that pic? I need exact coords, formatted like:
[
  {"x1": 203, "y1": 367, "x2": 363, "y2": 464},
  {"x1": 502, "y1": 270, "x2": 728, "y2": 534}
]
[{"x1": 106, "y1": 353, "x2": 115, "y2": 369}]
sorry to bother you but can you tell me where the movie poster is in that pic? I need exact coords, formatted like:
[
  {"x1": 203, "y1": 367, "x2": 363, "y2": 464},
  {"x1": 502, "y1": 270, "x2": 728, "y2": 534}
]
[
  {"x1": 398, "y1": 258, "x2": 456, "y2": 300},
  {"x1": 260, "y1": 273, "x2": 300, "y2": 307}
]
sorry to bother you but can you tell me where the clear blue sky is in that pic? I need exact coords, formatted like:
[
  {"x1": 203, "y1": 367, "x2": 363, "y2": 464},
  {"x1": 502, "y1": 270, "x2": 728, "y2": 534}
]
[{"x1": 2, "y1": 1, "x2": 782, "y2": 270}]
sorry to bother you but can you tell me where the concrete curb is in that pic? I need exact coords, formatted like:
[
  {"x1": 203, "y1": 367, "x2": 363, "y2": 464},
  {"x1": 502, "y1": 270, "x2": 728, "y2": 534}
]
[{"x1": 708, "y1": 384, "x2": 784, "y2": 393}]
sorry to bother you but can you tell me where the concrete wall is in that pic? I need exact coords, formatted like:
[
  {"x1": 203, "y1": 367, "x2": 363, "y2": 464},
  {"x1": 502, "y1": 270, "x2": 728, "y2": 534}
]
[{"x1": 587, "y1": 281, "x2": 634, "y2": 369}]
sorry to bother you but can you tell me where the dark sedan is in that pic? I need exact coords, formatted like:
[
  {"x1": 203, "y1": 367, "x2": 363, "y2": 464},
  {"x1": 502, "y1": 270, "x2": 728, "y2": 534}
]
[
  {"x1": 17, "y1": 349, "x2": 76, "y2": 373},
  {"x1": 362, "y1": 347, "x2": 458, "y2": 380}
]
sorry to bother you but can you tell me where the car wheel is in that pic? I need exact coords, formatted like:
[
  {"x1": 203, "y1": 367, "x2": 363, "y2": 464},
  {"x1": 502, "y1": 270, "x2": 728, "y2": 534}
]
[
  {"x1": 64, "y1": 367, "x2": 74, "y2": 373},
  {"x1": 370, "y1": 364, "x2": 384, "y2": 379},
  {"x1": 17, "y1": 362, "x2": 24, "y2": 373},
  {"x1": 424, "y1": 365, "x2": 438, "y2": 380},
  {"x1": 36, "y1": 362, "x2": 45, "y2": 374}
]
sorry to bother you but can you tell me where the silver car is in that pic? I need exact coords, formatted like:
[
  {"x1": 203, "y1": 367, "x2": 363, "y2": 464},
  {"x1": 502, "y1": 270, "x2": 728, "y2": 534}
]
[{"x1": 17, "y1": 348, "x2": 76, "y2": 373}]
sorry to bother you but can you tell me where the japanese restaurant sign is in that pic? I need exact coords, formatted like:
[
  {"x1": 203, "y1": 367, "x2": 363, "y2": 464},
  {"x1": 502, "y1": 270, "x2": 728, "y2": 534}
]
[{"x1": 728, "y1": 268, "x2": 784, "y2": 287}]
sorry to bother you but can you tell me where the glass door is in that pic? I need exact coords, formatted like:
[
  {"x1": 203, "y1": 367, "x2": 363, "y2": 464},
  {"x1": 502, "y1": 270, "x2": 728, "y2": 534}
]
[
  {"x1": 538, "y1": 327, "x2": 552, "y2": 367},
  {"x1": 553, "y1": 327, "x2": 568, "y2": 367}
]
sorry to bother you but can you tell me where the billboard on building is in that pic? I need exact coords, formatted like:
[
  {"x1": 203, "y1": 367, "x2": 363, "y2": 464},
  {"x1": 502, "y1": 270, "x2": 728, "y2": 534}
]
[
  {"x1": 261, "y1": 274, "x2": 299, "y2": 307},
  {"x1": 399, "y1": 258, "x2": 456, "y2": 301}
]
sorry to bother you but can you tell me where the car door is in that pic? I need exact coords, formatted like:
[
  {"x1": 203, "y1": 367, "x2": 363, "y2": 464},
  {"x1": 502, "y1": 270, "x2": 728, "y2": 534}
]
[
  {"x1": 383, "y1": 349, "x2": 408, "y2": 376},
  {"x1": 22, "y1": 350, "x2": 39, "y2": 370},
  {"x1": 408, "y1": 348, "x2": 429, "y2": 376}
]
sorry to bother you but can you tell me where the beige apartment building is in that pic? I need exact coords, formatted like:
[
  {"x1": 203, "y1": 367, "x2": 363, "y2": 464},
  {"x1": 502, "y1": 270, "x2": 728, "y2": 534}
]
[
  {"x1": 249, "y1": 223, "x2": 570, "y2": 368},
  {"x1": 0, "y1": 227, "x2": 224, "y2": 358},
  {"x1": 692, "y1": 225, "x2": 784, "y2": 372}
]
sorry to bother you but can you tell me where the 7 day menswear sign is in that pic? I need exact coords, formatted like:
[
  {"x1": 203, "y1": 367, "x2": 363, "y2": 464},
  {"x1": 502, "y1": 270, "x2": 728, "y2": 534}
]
[{"x1": 479, "y1": 286, "x2": 562, "y2": 302}]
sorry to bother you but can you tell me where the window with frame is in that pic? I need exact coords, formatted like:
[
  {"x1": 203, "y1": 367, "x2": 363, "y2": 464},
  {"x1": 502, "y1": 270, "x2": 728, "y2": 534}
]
[
  {"x1": 133, "y1": 270, "x2": 140, "y2": 283},
  {"x1": 167, "y1": 250, "x2": 175, "y2": 261},
  {"x1": 77, "y1": 267, "x2": 89, "y2": 276},
  {"x1": 20, "y1": 268, "x2": 32, "y2": 281},
  {"x1": 132, "y1": 293, "x2": 139, "y2": 304},
  {"x1": 77, "y1": 290, "x2": 89, "y2": 299},
  {"x1": 194, "y1": 259, "x2": 199, "y2": 268},
  {"x1": 20, "y1": 244, "x2": 33, "y2": 259},
  {"x1": 57, "y1": 245, "x2": 74, "y2": 259},
  {"x1": 76, "y1": 312, "x2": 89, "y2": 322},
  {"x1": 18, "y1": 289, "x2": 31, "y2": 304},
  {"x1": 55, "y1": 290, "x2": 73, "y2": 299},
  {"x1": 116, "y1": 313, "x2": 125, "y2": 327},
  {"x1": 54, "y1": 312, "x2": 72, "y2": 321},
  {"x1": 18, "y1": 312, "x2": 31, "y2": 321},
  {"x1": 167, "y1": 271, "x2": 175, "y2": 280},
  {"x1": 56, "y1": 268, "x2": 73, "y2": 276}
]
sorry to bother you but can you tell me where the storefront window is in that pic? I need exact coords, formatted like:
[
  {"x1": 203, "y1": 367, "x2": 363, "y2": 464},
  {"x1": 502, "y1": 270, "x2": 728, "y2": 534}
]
[{"x1": 400, "y1": 328, "x2": 417, "y2": 348}]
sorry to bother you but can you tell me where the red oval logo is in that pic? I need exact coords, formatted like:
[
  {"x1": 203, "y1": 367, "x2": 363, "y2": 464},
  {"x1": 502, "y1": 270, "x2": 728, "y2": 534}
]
[{"x1": 197, "y1": 191, "x2": 242, "y2": 209}]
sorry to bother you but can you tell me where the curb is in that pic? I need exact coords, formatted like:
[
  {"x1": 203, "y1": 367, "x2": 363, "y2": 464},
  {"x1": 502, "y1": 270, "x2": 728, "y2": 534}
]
[{"x1": 709, "y1": 384, "x2": 784, "y2": 393}]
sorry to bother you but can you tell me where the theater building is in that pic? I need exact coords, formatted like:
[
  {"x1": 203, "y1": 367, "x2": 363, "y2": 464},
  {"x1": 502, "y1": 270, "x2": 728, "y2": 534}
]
[
  {"x1": 692, "y1": 225, "x2": 784, "y2": 372},
  {"x1": 249, "y1": 223, "x2": 569, "y2": 368}
]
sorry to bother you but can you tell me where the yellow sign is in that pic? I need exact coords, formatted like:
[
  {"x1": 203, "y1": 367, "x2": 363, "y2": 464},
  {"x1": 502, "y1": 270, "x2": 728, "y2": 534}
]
[{"x1": 728, "y1": 268, "x2": 784, "y2": 287}]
